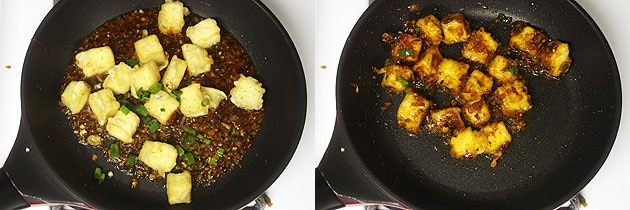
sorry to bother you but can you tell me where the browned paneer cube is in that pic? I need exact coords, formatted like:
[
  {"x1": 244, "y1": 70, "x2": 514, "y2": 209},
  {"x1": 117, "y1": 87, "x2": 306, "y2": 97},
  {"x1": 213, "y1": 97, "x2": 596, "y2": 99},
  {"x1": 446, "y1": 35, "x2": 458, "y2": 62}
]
[
  {"x1": 487, "y1": 55, "x2": 518, "y2": 85},
  {"x1": 441, "y1": 13, "x2": 470, "y2": 44},
  {"x1": 397, "y1": 91, "x2": 432, "y2": 133},
  {"x1": 509, "y1": 21, "x2": 548, "y2": 57},
  {"x1": 462, "y1": 99, "x2": 491, "y2": 128},
  {"x1": 412, "y1": 46, "x2": 443, "y2": 85},
  {"x1": 493, "y1": 80, "x2": 532, "y2": 118},
  {"x1": 462, "y1": 27, "x2": 499, "y2": 64},
  {"x1": 391, "y1": 33, "x2": 423, "y2": 63},
  {"x1": 460, "y1": 69, "x2": 493, "y2": 102},
  {"x1": 481, "y1": 122, "x2": 512, "y2": 167},
  {"x1": 429, "y1": 107, "x2": 466, "y2": 135},
  {"x1": 537, "y1": 40, "x2": 572, "y2": 77},
  {"x1": 436, "y1": 58, "x2": 469, "y2": 95},
  {"x1": 415, "y1": 14, "x2": 443, "y2": 46},
  {"x1": 376, "y1": 64, "x2": 414, "y2": 94},
  {"x1": 448, "y1": 127, "x2": 488, "y2": 159}
]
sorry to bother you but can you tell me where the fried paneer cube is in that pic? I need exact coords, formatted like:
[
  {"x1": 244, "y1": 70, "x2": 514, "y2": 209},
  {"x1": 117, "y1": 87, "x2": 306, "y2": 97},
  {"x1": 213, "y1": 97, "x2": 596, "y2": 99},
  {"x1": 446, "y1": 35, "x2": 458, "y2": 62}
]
[
  {"x1": 186, "y1": 18, "x2": 221, "y2": 49},
  {"x1": 88, "y1": 88, "x2": 120, "y2": 126},
  {"x1": 481, "y1": 122, "x2": 512, "y2": 167},
  {"x1": 106, "y1": 109, "x2": 140, "y2": 144},
  {"x1": 138, "y1": 140, "x2": 178, "y2": 177},
  {"x1": 167, "y1": 170, "x2": 192, "y2": 204},
  {"x1": 391, "y1": 33, "x2": 423, "y2": 63},
  {"x1": 145, "y1": 90, "x2": 180, "y2": 124},
  {"x1": 103, "y1": 62, "x2": 133, "y2": 95},
  {"x1": 509, "y1": 21, "x2": 548, "y2": 57},
  {"x1": 130, "y1": 62, "x2": 161, "y2": 99},
  {"x1": 437, "y1": 58, "x2": 469, "y2": 94},
  {"x1": 462, "y1": 27, "x2": 499, "y2": 64},
  {"x1": 460, "y1": 69, "x2": 493, "y2": 102},
  {"x1": 182, "y1": 43, "x2": 214, "y2": 77},
  {"x1": 61, "y1": 81, "x2": 91, "y2": 114},
  {"x1": 429, "y1": 107, "x2": 465, "y2": 135},
  {"x1": 448, "y1": 127, "x2": 487, "y2": 159},
  {"x1": 493, "y1": 80, "x2": 532, "y2": 118},
  {"x1": 397, "y1": 91, "x2": 432, "y2": 133},
  {"x1": 75, "y1": 46, "x2": 115, "y2": 77},
  {"x1": 537, "y1": 40, "x2": 572, "y2": 77},
  {"x1": 441, "y1": 13, "x2": 470, "y2": 44},
  {"x1": 376, "y1": 64, "x2": 413, "y2": 94},
  {"x1": 180, "y1": 83, "x2": 209, "y2": 117},
  {"x1": 135, "y1": 35, "x2": 169, "y2": 70},
  {"x1": 412, "y1": 46, "x2": 443, "y2": 85},
  {"x1": 158, "y1": 0, "x2": 190, "y2": 34},
  {"x1": 202, "y1": 87, "x2": 227, "y2": 110},
  {"x1": 415, "y1": 14, "x2": 443, "y2": 46},
  {"x1": 230, "y1": 74, "x2": 266, "y2": 110},
  {"x1": 487, "y1": 55, "x2": 518, "y2": 85},
  {"x1": 161, "y1": 55, "x2": 187, "y2": 91},
  {"x1": 462, "y1": 99, "x2": 491, "y2": 128}
]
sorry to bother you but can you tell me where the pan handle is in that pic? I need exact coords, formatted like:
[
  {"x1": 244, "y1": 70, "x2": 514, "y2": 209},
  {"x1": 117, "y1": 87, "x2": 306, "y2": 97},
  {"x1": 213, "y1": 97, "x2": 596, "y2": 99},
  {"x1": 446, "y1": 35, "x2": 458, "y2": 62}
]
[
  {"x1": 0, "y1": 167, "x2": 29, "y2": 210},
  {"x1": 315, "y1": 168, "x2": 344, "y2": 210}
]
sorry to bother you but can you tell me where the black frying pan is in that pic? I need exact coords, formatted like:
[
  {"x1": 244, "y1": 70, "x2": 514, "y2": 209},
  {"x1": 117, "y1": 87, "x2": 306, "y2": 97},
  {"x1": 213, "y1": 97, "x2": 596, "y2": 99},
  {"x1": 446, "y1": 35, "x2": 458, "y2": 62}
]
[
  {"x1": 317, "y1": 0, "x2": 621, "y2": 209},
  {"x1": 0, "y1": 0, "x2": 306, "y2": 209}
]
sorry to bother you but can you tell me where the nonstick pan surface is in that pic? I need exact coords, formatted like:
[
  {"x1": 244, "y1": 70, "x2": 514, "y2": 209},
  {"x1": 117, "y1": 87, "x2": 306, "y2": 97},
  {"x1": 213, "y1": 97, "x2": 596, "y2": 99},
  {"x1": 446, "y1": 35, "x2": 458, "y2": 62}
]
[{"x1": 319, "y1": 0, "x2": 621, "y2": 209}]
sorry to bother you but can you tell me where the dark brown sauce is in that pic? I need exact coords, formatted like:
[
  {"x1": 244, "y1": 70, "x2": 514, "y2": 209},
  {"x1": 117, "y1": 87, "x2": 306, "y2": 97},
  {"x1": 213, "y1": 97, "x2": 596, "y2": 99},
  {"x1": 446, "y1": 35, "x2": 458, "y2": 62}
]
[{"x1": 61, "y1": 8, "x2": 263, "y2": 186}]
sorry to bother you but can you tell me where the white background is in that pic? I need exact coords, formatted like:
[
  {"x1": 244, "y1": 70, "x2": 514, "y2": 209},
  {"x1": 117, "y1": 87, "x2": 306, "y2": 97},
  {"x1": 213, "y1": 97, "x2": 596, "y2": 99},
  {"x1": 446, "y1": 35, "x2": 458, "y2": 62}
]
[{"x1": 1, "y1": 0, "x2": 630, "y2": 209}]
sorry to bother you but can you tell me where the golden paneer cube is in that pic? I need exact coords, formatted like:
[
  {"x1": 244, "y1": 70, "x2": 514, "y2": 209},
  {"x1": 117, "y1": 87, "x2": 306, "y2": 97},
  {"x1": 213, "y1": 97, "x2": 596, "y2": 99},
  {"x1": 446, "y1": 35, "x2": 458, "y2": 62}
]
[
  {"x1": 537, "y1": 40, "x2": 572, "y2": 77},
  {"x1": 493, "y1": 80, "x2": 532, "y2": 118},
  {"x1": 186, "y1": 18, "x2": 221, "y2": 49},
  {"x1": 391, "y1": 33, "x2": 422, "y2": 63},
  {"x1": 180, "y1": 83, "x2": 209, "y2": 117},
  {"x1": 481, "y1": 122, "x2": 512, "y2": 167},
  {"x1": 182, "y1": 43, "x2": 214, "y2": 77},
  {"x1": 138, "y1": 140, "x2": 178, "y2": 177},
  {"x1": 106, "y1": 109, "x2": 140, "y2": 144},
  {"x1": 437, "y1": 58, "x2": 469, "y2": 94},
  {"x1": 103, "y1": 62, "x2": 133, "y2": 95},
  {"x1": 412, "y1": 46, "x2": 443, "y2": 85},
  {"x1": 376, "y1": 64, "x2": 413, "y2": 94},
  {"x1": 415, "y1": 14, "x2": 442, "y2": 46},
  {"x1": 131, "y1": 62, "x2": 161, "y2": 98},
  {"x1": 460, "y1": 69, "x2": 493, "y2": 102},
  {"x1": 230, "y1": 74, "x2": 266, "y2": 110},
  {"x1": 88, "y1": 88, "x2": 120, "y2": 126},
  {"x1": 397, "y1": 91, "x2": 431, "y2": 133},
  {"x1": 61, "y1": 81, "x2": 91, "y2": 114},
  {"x1": 202, "y1": 87, "x2": 227, "y2": 110},
  {"x1": 441, "y1": 13, "x2": 470, "y2": 44},
  {"x1": 429, "y1": 107, "x2": 465, "y2": 135},
  {"x1": 161, "y1": 55, "x2": 187, "y2": 91},
  {"x1": 135, "y1": 35, "x2": 168, "y2": 70},
  {"x1": 487, "y1": 55, "x2": 518, "y2": 85},
  {"x1": 448, "y1": 127, "x2": 487, "y2": 159},
  {"x1": 462, "y1": 99, "x2": 491, "y2": 128},
  {"x1": 509, "y1": 21, "x2": 548, "y2": 57},
  {"x1": 462, "y1": 27, "x2": 499, "y2": 64},
  {"x1": 158, "y1": 0, "x2": 190, "y2": 34},
  {"x1": 167, "y1": 170, "x2": 192, "y2": 205},
  {"x1": 144, "y1": 90, "x2": 180, "y2": 124},
  {"x1": 75, "y1": 46, "x2": 115, "y2": 77}
]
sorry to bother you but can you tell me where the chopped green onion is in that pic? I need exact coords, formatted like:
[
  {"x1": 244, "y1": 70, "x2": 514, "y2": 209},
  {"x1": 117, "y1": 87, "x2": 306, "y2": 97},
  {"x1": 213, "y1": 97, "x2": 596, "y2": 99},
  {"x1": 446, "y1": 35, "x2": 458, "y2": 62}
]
[
  {"x1": 126, "y1": 154, "x2": 138, "y2": 166},
  {"x1": 208, "y1": 156, "x2": 219, "y2": 165},
  {"x1": 201, "y1": 98, "x2": 210, "y2": 107},
  {"x1": 197, "y1": 134, "x2": 211, "y2": 144},
  {"x1": 175, "y1": 145, "x2": 185, "y2": 156},
  {"x1": 94, "y1": 167, "x2": 105, "y2": 184},
  {"x1": 184, "y1": 152, "x2": 195, "y2": 165},
  {"x1": 148, "y1": 118, "x2": 159, "y2": 132},
  {"x1": 561, "y1": 64, "x2": 570, "y2": 71},
  {"x1": 396, "y1": 76, "x2": 410, "y2": 87},
  {"x1": 118, "y1": 99, "x2": 132, "y2": 108},
  {"x1": 384, "y1": 58, "x2": 394, "y2": 67},
  {"x1": 216, "y1": 147, "x2": 225, "y2": 157},
  {"x1": 120, "y1": 105, "x2": 131, "y2": 115},
  {"x1": 148, "y1": 83, "x2": 163, "y2": 94},
  {"x1": 135, "y1": 105, "x2": 149, "y2": 117},
  {"x1": 230, "y1": 127, "x2": 237, "y2": 136},
  {"x1": 160, "y1": 107, "x2": 166, "y2": 112},
  {"x1": 397, "y1": 49, "x2": 413, "y2": 57},
  {"x1": 110, "y1": 143, "x2": 120, "y2": 158},
  {"x1": 182, "y1": 125, "x2": 196, "y2": 135},
  {"x1": 125, "y1": 59, "x2": 139, "y2": 67},
  {"x1": 169, "y1": 90, "x2": 183, "y2": 100},
  {"x1": 137, "y1": 87, "x2": 151, "y2": 103}
]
